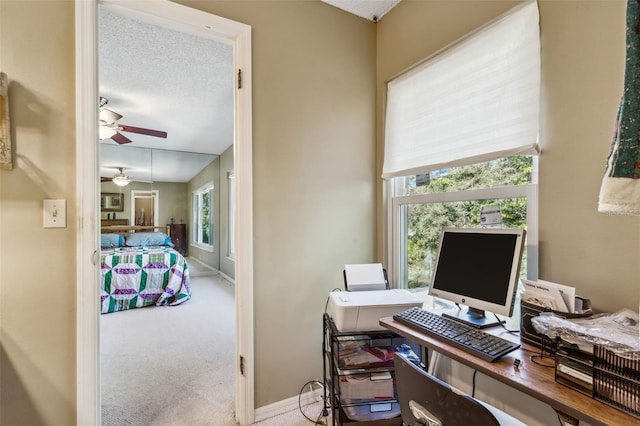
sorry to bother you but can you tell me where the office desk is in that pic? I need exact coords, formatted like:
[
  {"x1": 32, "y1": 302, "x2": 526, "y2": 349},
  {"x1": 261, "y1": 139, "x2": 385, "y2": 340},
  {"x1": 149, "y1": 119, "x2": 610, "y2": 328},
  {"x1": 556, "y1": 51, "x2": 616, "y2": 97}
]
[{"x1": 380, "y1": 317, "x2": 638, "y2": 426}]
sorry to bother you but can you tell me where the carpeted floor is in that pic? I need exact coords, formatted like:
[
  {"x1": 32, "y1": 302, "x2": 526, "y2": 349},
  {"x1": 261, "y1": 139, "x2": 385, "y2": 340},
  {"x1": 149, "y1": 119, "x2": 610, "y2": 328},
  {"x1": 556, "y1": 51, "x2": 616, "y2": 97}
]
[
  {"x1": 100, "y1": 272, "x2": 237, "y2": 425},
  {"x1": 100, "y1": 262, "x2": 328, "y2": 425}
]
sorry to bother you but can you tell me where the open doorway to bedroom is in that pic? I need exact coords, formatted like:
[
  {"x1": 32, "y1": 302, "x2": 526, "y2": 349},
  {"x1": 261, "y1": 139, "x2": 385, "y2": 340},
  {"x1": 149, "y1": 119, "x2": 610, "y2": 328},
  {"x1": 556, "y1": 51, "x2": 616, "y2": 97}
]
[
  {"x1": 97, "y1": 3, "x2": 236, "y2": 423},
  {"x1": 76, "y1": 1, "x2": 254, "y2": 424}
]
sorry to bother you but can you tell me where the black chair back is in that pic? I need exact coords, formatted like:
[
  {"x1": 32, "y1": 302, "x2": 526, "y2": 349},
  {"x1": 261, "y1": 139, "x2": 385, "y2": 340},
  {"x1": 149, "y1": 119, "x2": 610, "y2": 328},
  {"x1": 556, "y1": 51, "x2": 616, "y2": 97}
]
[{"x1": 394, "y1": 352, "x2": 500, "y2": 426}]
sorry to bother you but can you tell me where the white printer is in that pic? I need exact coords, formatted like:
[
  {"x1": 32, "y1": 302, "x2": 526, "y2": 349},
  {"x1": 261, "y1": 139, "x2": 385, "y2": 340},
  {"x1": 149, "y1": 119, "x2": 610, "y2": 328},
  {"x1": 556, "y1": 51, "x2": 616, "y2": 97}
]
[{"x1": 327, "y1": 289, "x2": 424, "y2": 332}]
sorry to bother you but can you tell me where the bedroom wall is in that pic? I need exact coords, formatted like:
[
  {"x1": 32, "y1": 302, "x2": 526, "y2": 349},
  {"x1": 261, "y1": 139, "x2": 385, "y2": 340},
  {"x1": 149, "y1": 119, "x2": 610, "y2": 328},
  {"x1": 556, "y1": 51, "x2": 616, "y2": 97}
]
[
  {"x1": 377, "y1": 1, "x2": 639, "y2": 424},
  {"x1": 185, "y1": 145, "x2": 234, "y2": 277},
  {"x1": 100, "y1": 181, "x2": 189, "y2": 227},
  {"x1": 188, "y1": 156, "x2": 220, "y2": 270},
  {"x1": 0, "y1": 1, "x2": 77, "y2": 424}
]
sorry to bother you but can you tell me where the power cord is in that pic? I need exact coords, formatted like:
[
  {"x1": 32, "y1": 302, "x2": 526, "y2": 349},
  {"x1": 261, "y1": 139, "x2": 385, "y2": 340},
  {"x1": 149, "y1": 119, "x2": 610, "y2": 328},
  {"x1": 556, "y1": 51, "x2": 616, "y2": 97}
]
[
  {"x1": 298, "y1": 380, "x2": 328, "y2": 424},
  {"x1": 471, "y1": 369, "x2": 478, "y2": 397},
  {"x1": 324, "y1": 288, "x2": 343, "y2": 314},
  {"x1": 529, "y1": 337, "x2": 557, "y2": 368},
  {"x1": 493, "y1": 313, "x2": 519, "y2": 333}
]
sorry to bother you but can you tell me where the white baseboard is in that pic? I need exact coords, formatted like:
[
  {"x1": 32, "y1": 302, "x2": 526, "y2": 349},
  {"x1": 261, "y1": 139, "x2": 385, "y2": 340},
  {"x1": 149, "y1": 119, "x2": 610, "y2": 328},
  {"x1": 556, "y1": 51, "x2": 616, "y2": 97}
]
[
  {"x1": 187, "y1": 256, "x2": 236, "y2": 284},
  {"x1": 187, "y1": 256, "x2": 218, "y2": 270},
  {"x1": 254, "y1": 386, "x2": 325, "y2": 423},
  {"x1": 219, "y1": 270, "x2": 235, "y2": 284}
]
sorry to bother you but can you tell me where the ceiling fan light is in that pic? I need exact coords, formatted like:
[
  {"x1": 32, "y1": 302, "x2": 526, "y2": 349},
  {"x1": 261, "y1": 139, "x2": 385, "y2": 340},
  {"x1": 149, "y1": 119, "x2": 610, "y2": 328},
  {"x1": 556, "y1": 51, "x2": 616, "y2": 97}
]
[
  {"x1": 112, "y1": 173, "x2": 131, "y2": 187},
  {"x1": 100, "y1": 126, "x2": 117, "y2": 140},
  {"x1": 99, "y1": 107, "x2": 123, "y2": 124}
]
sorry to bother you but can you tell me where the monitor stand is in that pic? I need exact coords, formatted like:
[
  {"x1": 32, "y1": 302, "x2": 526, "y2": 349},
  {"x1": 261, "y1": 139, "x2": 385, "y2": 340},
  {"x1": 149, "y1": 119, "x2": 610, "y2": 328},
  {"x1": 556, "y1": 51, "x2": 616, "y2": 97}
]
[{"x1": 442, "y1": 307, "x2": 504, "y2": 329}]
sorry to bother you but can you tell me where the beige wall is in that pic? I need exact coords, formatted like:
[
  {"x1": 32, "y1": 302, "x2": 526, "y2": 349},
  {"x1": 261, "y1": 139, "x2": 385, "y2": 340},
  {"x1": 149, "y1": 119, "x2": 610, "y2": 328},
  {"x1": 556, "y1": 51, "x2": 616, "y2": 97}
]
[
  {"x1": 176, "y1": 0, "x2": 378, "y2": 408},
  {"x1": 4, "y1": 0, "x2": 636, "y2": 424},
  {"x1": 0, "y1": 1, "x2": 77, "y2": 424},
  {"x1": 377, "y1": 1, "x2": 639, "y2": 424},
  {"x1": 537, "y1": 0, "x2": 639, "y2": 314},
  {"x1": 378, "y1": 0, "x2": 639, "y2": 315},
  {"x1": 100, "y1": 181, "x2": 189, "y2": 227}
]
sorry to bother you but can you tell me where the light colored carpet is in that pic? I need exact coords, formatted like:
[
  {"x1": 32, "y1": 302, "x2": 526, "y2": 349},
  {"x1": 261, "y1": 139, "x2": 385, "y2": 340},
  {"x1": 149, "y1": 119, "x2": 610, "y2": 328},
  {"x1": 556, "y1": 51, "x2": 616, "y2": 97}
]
[
  {"x1": 186, "y1": 258, "x2": 219, "y2": 277},
  {"x1": 101, "y1": 273, "x2": 237, "y2": 425},
  {"x1": 101, "y1": 268, "x2": 329, "y2": 426}
]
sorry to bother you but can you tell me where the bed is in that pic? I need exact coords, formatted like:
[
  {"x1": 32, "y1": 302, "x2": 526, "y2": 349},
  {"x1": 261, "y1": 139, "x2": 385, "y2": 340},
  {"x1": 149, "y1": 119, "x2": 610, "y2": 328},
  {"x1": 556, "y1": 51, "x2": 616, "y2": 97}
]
[{"x1": 100, "y1": 230, "x2": 192, "y2": 314}]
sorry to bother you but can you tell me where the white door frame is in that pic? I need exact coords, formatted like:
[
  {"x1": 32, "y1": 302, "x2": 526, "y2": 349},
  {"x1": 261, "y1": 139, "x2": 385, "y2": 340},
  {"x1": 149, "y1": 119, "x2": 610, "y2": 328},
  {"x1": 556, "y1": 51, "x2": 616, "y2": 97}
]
[
  {"x1": 130, "y1": 190, "x2": 159, "y2": 226},
  {"x1": 75, "y1": 1, "x2": 254, "y2": 424}
]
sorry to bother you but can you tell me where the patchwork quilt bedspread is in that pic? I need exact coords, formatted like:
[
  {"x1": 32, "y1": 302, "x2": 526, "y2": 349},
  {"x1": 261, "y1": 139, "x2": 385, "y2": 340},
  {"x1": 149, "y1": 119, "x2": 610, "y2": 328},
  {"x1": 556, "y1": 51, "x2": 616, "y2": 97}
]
[{"x1": 100, "y1": 246, "x2": 192, "y2": 314}]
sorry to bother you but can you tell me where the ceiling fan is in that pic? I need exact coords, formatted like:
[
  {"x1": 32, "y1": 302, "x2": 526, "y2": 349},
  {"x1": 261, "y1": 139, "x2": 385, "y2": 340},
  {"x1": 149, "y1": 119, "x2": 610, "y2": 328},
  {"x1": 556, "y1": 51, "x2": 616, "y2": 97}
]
[
  {"x1": 101, "y1": 167, "x2": 131, "y2": 187},
  {"x1": 99, "y1": 97, "x2": 168, "y2": 144}
]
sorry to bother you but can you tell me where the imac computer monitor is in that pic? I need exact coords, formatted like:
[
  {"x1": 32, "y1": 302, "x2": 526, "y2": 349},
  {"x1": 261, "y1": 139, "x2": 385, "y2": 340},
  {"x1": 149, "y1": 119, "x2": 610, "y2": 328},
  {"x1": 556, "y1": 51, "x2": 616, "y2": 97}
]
[{"x1": 427, "y1": 227, "x2": 526, "y2": 329}]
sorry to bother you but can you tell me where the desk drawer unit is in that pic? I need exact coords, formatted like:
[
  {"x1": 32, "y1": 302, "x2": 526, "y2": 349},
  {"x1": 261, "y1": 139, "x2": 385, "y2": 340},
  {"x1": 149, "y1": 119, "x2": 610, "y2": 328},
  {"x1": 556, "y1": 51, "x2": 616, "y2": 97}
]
[
  {"x1": 555, "y1": 341, "x2": 640, "y2": 419},
  {"x1": 593, "y1": 345, "x2": 640, "y2": 418}
]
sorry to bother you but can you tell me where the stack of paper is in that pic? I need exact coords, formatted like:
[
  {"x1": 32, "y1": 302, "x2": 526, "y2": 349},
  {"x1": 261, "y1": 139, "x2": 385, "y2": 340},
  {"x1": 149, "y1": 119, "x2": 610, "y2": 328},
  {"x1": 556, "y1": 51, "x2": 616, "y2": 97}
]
[
  {"x1": 344, "y1": 263, "x2": 387, "y2": 291},
  {"x1": 521, "y1": 279, "x2": 582, "y2": 313}
]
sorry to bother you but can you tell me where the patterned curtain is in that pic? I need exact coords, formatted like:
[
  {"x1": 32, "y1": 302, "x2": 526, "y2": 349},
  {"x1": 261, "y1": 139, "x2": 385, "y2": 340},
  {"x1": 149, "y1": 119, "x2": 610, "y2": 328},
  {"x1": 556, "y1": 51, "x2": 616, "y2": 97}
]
[{"x1": 599, "y1": 0, "x2": 640, "y2": 215}]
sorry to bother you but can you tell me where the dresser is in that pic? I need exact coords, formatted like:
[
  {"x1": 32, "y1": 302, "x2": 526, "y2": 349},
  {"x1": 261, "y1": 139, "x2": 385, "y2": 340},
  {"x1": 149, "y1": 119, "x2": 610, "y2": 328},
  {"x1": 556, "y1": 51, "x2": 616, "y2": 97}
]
[{"x1": 166, "y1": 223, "x2": 187, "y2": 256}]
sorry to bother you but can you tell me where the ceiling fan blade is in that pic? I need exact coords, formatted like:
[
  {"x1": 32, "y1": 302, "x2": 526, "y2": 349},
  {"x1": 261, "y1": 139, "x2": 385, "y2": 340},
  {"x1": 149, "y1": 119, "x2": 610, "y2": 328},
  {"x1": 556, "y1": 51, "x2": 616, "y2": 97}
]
[
  {"x1": 101, "y1": 177, "x2": 112, "y2": 182},
  {"x1": 119, "y1": 125, "x2": 168, "y2": 139},
  {"x1": 111, "y1": 132, "x2": 132, "y2": 145}
]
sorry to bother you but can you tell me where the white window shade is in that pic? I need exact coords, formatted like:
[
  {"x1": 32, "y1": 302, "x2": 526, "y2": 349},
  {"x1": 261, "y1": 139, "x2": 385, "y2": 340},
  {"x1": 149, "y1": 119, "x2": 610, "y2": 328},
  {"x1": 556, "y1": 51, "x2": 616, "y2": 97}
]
[{"x1": 383, "y1": 0, "x2": 540, "y2": 179}]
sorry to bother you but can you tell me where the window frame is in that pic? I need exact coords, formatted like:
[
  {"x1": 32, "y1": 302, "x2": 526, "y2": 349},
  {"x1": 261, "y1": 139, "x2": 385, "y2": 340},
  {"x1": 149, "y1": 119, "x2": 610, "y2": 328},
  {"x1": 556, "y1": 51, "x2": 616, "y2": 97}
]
[
  {"x1": 386, "y1": 159, "x2": 539, "y2": 291},
  {"x1": 227, "y1": 170, "x2": 236, "y2": 260},
  {"x1": 192, "y1": 181, "x2": 214, "y2": 251}
]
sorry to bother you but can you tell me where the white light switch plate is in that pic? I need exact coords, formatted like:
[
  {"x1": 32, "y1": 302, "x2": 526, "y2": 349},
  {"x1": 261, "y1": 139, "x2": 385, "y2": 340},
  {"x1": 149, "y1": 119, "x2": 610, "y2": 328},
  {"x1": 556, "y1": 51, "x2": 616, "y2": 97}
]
[{"x1": 43, "y1": 199, "x2": 66, "y2": 228}]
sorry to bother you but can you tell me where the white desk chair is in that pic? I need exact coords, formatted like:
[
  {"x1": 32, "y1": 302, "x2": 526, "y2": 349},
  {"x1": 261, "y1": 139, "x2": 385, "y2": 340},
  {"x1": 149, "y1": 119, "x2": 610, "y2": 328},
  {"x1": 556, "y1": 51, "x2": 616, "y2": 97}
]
[{"x1": 395, "y1": 352, "x2": 526, "y2": 426}]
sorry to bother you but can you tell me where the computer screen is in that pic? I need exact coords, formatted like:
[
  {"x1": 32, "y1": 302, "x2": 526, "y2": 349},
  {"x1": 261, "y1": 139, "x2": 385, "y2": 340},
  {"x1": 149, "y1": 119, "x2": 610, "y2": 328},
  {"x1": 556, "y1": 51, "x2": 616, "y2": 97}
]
[{"x1": 427, "y1": 227, "x2": 526, "y2": 328}]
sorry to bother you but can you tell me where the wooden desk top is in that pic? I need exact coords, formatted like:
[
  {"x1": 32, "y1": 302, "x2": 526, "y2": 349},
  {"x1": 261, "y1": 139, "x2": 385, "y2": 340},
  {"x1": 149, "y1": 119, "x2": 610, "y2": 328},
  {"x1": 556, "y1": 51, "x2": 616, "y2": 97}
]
[{"x1": 380, "y1": 317, "x2": 638, "y2": 426}]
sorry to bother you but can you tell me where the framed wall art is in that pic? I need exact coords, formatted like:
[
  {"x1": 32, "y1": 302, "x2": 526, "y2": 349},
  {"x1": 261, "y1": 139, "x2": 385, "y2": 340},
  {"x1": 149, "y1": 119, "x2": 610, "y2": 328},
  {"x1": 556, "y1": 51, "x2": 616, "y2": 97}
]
[{"x1": 0, "y1": 72, "x2": 11, "y2": 171}]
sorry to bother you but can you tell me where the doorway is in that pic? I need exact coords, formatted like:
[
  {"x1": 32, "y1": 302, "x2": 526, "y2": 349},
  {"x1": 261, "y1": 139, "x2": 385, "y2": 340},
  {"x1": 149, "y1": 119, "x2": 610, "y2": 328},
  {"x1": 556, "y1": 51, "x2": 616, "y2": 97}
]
[
  {"x1": 75, "y1": 1, "x2": 254, "y2": 424},
  {"x1": 131, "y1": 190, "x2": 158, "y2": 227}
]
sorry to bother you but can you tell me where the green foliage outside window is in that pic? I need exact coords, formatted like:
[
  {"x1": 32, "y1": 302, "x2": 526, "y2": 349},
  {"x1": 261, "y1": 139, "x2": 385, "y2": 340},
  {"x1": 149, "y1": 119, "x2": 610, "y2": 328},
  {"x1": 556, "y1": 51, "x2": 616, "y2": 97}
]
[
  {"x1": 201, "y1": 191, "x2": 210, "y2": 244},
  {"x1": 405, "y1": 157, "x2": 532, "y2": 289}
]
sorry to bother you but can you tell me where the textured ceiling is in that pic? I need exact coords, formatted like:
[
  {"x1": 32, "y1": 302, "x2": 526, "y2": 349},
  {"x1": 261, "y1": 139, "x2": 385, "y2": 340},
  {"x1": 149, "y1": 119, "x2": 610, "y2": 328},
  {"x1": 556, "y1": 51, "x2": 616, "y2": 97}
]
[
  {"x1": 98, "y1": 5, "x2": 231, "y2": 183},
  {"x1": 99, "y1": 0, "x2": 401, "y2": 184},
  {"x1": 321, "y1": 0, "x2": 401, "y2": 21}
]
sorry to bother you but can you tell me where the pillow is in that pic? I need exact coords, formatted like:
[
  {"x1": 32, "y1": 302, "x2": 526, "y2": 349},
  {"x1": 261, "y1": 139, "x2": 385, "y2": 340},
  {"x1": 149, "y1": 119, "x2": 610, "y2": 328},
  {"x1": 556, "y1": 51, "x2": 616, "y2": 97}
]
[
  {"x1": 125, "y1": 232, "x2": 174, "y2": 247},
  {"x1": 101, "y1": 233, "x2": 125, "y2": 248}
]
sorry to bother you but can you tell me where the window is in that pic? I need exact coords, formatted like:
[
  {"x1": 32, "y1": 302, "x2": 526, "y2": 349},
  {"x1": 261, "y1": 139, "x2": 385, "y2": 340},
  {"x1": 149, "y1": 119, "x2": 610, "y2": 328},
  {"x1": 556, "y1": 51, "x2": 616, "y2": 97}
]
[
  {"x1": 391, "y1": 157, "x2": 538, "y2": 290},
  {"x1": 228, "y1": 170, "x2": 235, "y2": 259},
  {"x1": 192, "y1": 182, "x2": 213, "y2": 250},
  {"x1": 384, "y1": 1, "x2": 540, "y2": 291}
]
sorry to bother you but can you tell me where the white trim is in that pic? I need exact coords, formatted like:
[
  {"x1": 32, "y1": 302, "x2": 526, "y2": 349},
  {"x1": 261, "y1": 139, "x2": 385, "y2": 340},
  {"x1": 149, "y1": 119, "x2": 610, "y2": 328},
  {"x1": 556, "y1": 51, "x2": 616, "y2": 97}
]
[
  {"x1": 253, "y1": 390, "x2": 324, "y2": 423},
  {"x1": 191, "y1": 242, "x2": 215, "y2": 253},
  {"x1": 130, "y1": 189, "x2": 159, "y2": 226},
  {"x1": 192, "y1": 182, "x2": 214, "y2": 249},
  {"x1": 76, "y1": 1, "x2": 254, "y2": 424},
  {"x1": 186, "y1": 256, "x2": 222, "y2": 278},
  {"x1": 219, "y1": 270, "x2": 236, "y2": 285},
  {"x1": 75, "y1": 2, "x2": 100, "y2": 424},
  {"x1": 389, "y1": 183, "x2": 539, "y2": 287},
  {"x1": 227, "y1": 169, "x2": 236, "y2": 259},
  {"x1": 233, "y1": 18, "x2": 255, "y2": 425}
]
